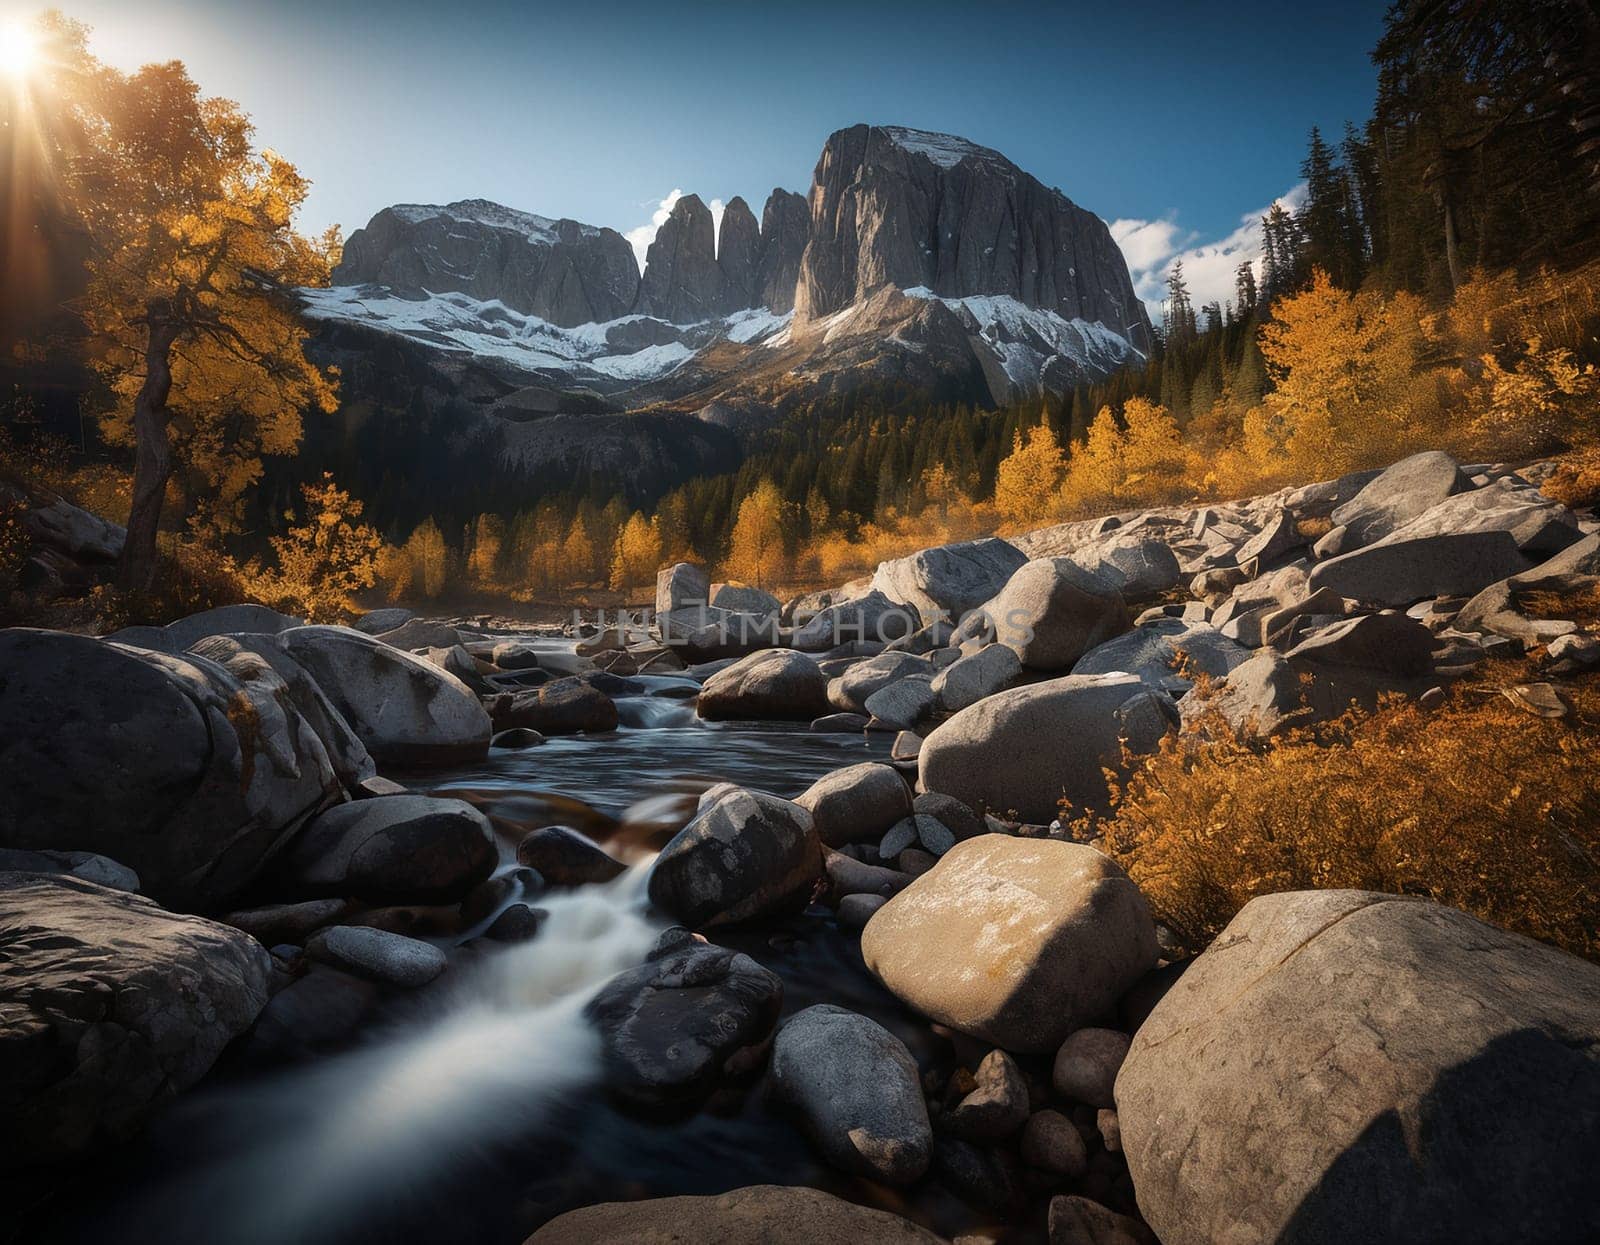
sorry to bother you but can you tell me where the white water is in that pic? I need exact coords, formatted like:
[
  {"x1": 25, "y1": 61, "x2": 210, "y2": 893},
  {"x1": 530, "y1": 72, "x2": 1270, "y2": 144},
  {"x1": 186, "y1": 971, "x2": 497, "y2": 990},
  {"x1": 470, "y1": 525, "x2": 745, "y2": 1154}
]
[{"x1": 149, "y1": 865, "x2": 664, "y2": 1245}]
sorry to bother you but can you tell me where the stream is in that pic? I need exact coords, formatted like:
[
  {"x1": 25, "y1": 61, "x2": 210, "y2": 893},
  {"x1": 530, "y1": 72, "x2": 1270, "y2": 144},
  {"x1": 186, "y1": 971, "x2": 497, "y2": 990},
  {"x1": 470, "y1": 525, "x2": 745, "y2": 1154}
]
[{"x1": 34, "y1": 678, "x2": 990, "y2": 1244}]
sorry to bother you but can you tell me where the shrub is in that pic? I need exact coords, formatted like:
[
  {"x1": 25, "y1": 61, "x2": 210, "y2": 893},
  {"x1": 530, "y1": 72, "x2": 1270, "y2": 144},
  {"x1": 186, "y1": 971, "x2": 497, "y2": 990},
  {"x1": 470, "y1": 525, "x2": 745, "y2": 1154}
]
[{"x1": 1077, "y1": 683, "x2": 1600, "y2": 961}]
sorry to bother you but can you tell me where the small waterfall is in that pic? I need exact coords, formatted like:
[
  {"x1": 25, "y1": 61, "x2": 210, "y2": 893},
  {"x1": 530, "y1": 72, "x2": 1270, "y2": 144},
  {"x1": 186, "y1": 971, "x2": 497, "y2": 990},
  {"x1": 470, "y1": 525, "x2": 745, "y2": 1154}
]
[{"x1": 615, "y1": 695, "x2": 700, "y2": 730}]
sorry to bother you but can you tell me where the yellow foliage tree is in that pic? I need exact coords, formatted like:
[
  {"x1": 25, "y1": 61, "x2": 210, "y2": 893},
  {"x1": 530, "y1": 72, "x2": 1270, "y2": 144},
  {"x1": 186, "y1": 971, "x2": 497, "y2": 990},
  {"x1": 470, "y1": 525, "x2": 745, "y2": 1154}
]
[
  {"x1": 466, "y1": 513, "x2": 504, "y2": 584},
  {"x1": 609, "y1": 511, "x2": 663, "y2": 592},
  {"x1": 1061, "y1": 398, "x2": 1187, "y2": 512},
  {"x1": 994, "y1": 418, "x2": 1065, "y2": 528},
  {"x1": 52, "y1": 25, "x2": 339, "y2": 591},
  {"x1": 723, "y1": 479, "x2": 787, "y2": 590},
  {"x1": 260, "y1": 473, "x2": 380, "y2": 622},
  {"x1": 403, "y1": 519, "x2": 448, "y2": 599},
  {"x1": 1470, "y1": 338, "x2": 1599, "y2": 458},
  {"x1": 562, "y1": 515, "x2": 595, "y2": 586}
]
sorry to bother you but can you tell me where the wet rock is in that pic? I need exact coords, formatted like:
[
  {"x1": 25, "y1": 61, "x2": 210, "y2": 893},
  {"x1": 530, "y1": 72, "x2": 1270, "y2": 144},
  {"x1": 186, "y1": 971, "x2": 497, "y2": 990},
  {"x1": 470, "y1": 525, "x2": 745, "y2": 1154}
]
[
  {"x1": 223, "y1": 898, "x2": 349, "y2": 946},
  {"x1": 492, "y1": 727, "x2": 545, "y2": 749},
  {"x1": 304, "y1": 924, "x2": 447, "y2": 988},
  {"x1": 0, "y1": 873, "x2": 272, "y2": 1161},
  {"x1": 483, "y1": 903, "x2": 547, "y2": 943},
  {"x1": 489, "y1": 677, "x2": 619, "y2": 734},
  {"x1": 586, "y1": 941, "x2": 783, "y2": 1107},
  {"x1": 771, "y1": 1004, "x2": 932, "y2": 1184},
  {"x1": 837, "y1": 892, "x2": 889, "y2": 930},
  {"x1": 795, "y1": 762, "x2": 912, "y2": 849},
  {"x1": 697, "y1": 650, "x2": 830, "y2": 721},
  {"x1": 861, "y1": 837, "x2": 1159, "y2": 1052},
  {"x1": 1052, "y1": 1028, "x2": 1130, "y2": 1108},
  {"x1": 516, "y1": 825, "x2": 625, "y2": 887},
  {"x1": 278, "y1": 624, "x2": 491, "y2": 767},
  {"x1": 278, "y1": 795, "x2": 496, "y2": 904},
  {"x1": 810, "y1": 711, "x2": 870, "y2": 733},
  {"x1": 648, "y1": 789, "x2": 821, "y2": 927},
  {"x1": 1116, "y1": 889, "x2": 1600, "y2": 1245},
  {"x1": 525, "y1": 1184, "x2": 945, "y2": 1243}
]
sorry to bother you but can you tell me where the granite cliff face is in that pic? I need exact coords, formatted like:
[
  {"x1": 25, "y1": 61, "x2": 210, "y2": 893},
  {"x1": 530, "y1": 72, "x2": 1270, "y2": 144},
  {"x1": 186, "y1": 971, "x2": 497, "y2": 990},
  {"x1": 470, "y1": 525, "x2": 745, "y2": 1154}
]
[
  {"x1": 333, "y1": 200, "x2": 640, "y2": 328},
  {"x1": 794, "y1": 125, "x2": 1151, "y2": 350},
  {"x1": 756, "y1": 189, "x2": 810, "y2": 314}
]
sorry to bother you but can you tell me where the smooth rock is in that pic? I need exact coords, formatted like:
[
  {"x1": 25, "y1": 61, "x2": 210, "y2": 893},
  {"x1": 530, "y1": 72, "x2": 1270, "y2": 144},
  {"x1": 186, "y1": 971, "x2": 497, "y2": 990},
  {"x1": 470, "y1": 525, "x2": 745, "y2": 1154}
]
[
  {"x1": 1051, "y1": 1028, "x2": 1130, "y2": 1108},
  {"x1": 1071, "y1": 619, "x2": 1251, "y2": 694},
  {"x1": 795, "y1": 763, "x2": 912, "y2": 849},
  {"x1": 932, "y1": 642, "x2": 1022, "y2": 711},
  {"x1": 982, "y1": 558, "x2": 1132, "y2": 670},
  {"x1": 305, "y1": 924, "x2": 447, "y2": 988},
  {"x1": 697, "y1": 650, "x2": 830, "y2": 721},
  {"x1": 870, "y1": 537, "x2": 1028, "y2": 622},
  {"x1": 1021, "y1": 1110, "x2": 1089, "y2": 1178},
  {"x1": 1330, "y1": 450, "x2": 1469, "y2": 547},
  {"x1": 1307, "y1": 530, "x2": 1530, "y2": 608},
  {"x1": 1048, "y1": 1196, "x2": 1154, "y2": 1245},
  {"x1": 515, "y1": 826, "x2": 625, "y2": 887}
]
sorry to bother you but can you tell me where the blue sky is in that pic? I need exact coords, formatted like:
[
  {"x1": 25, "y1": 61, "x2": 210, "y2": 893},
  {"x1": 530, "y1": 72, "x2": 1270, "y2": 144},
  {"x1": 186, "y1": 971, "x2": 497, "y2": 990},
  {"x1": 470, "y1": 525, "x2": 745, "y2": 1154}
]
[{"x1": 9, "y1": 0, "x2": 1390, "y2": 313}]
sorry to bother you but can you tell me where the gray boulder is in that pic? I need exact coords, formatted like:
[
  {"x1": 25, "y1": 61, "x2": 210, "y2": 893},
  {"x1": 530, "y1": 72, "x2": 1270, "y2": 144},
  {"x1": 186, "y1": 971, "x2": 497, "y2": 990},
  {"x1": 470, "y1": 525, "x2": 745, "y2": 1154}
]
[
  {"x1": 372, "y1": 617, "x2": 463, "y2": 651},
  {"x1": 1071, "y1": 536, "x2": 1183, "y2": 601},
  {"x1": 770, "y1": 1004, "x2": 932, "y2": 1184},
  {"x1": 863, "y1": 674, "x2": 936, "y2": 730},
  {"x1": 527, "y1": 1184, "x2": 944, "y2": 1244},
  {"x1": 1330, "y1": 450, "x2": 1469, "y2": 547},
  {"x1": 0, "y1": 848, "x2": 139, "y2": 892},
  {"x1": 586, "y1": 939, "x2": 783, "y2": 1106},
  {"x1": 277, "y1": 795, "x2": 497, "y2": 904},
  {"x1": 656, "y1": 561, "x2": 711, "y2": 617},
  {"x1": 277, "y1": 625, "x2": 491, "y2": 767},
  {"x1": 870, "y1": 537, "x2": 1028, "y2": 622},
  {"x1": 919, "y1": 673, "x2": 1174, "y2": 823},
  {"x1": 1071, "y1": 619, "x2": 1251, "y2": 694},
  {"x1": 795, "y1": 763, "x2": 912, "y2": 849},
  {"x1": 304, "y1": 924, "x2": 447, "y2": 988},
  {"x1": 647, "y1": 789, "x2": 821, "y2": 927},
  {"x1": 932, "y1": 642, "x2": 1022, "y2": 711},
  {"x1": 1052, "y1": 1027, "x2": 1130, "y2": 1108},
  {"x1": 489, "y1": 677, "x2": 619, "y2": 734},
  {"x1": 792, "y1": 589, "x2": 920, "y2": 651},
  {"x1": 0, "y1": 872, "x2": 271, "y2": 1161},
  {"x1": 831, "y1": 650, "x2": 932, "y2": 713},
  {"x1": 0, "y1": 630, "x2": 344, "y2": 909},
  {"x1": 860, "y1": 836, "x2": 1159, "y2": 1052},
  {"x1": 709, "y1": 582, "x2": 782, "y2": 616},
  {"x1": 1307, "y1": 530, "x2": 1530, "y2": 608},
  {"x1": 697, "y1": 650, "x2": 829, "y2": 721},
  {"x1": 155, "y1": 603, "x2": 303, "y2": 650},
  {"x1": 353, "y1": 607, "x2": 413, "y2": 635},
  {"x1": 1234, "y1": 508, "x2": 1306, "y2": 568},
  {"x1": 982, "y1": 558, "x2": 1131, "y2": 670},
  {"x1": 1116, "y1": 890, "x2": 1600, "y2": 1245}
]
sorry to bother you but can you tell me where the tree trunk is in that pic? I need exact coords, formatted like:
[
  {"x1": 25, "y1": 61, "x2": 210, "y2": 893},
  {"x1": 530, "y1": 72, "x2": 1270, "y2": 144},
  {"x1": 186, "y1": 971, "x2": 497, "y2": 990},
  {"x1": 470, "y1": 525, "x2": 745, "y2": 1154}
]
[{"x1": 117, "y1": 301, "x2": 181, "y2": 594}]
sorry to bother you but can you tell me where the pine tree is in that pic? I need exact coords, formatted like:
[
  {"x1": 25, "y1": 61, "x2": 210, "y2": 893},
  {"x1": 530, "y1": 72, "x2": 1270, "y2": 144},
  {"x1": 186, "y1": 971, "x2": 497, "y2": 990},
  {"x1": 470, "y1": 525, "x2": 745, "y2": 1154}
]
[{"x1": 1233, "y1": 261, "x2": 1257, "y2": 320}]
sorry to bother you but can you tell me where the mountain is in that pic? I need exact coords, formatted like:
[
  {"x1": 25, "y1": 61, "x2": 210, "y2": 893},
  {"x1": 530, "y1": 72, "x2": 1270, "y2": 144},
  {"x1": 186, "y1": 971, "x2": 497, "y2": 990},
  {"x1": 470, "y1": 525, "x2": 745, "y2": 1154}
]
[{"x1": 299, "y1": 124, "x2": 1151, "y2": 500}]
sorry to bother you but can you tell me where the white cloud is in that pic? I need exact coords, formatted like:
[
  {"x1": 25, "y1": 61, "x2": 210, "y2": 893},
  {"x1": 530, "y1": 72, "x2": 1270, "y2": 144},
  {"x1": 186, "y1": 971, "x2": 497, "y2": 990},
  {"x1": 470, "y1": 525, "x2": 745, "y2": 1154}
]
[
  {"x1": 1115, "y1": 184, "x2": 1307, "y2": 326},
  {"x1": 625, "y1": 189, "x2": 727, "y2": 273}
]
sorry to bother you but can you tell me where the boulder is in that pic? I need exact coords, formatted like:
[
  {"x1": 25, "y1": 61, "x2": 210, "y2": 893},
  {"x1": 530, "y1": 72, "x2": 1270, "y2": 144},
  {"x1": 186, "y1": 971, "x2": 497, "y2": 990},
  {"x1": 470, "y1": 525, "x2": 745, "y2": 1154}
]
[
  {"x1": 824, "y1": 849, "x2": 912, "y2": 899},
  {"x1": 1330, "y1": 450, "x2": 1469, "y2": 547},
  {"x1": 1115, "y1": 890, "x2": 1600, "y2": 1245},
  {"x1": 372, "y1": 617, "x2": 464, "y2": 651},
  {"x1": 870, "y1": 537, "x2": 1028, "y2": 622},
  {"x1": 1052, "y1": 1028, "x2": 1130, "y2": 1108},
  {"x1": 1452, "y1": 532, "x2": 1600, "y2": 641},
  {"x1": 277, "y1": 625, "x2": 491, "y2": 767},
  {"x1": 0, "y1": 848, "x2": 139, "y2": 893},
  {"x1": 304, "y1": 924, "x2": 448, "y2": 988},
  {"x1": 157, "y1": 603, "x2": 303, "y2": 650},
  {"x1": 277, "y1": 795, "x2": 497, "y2": 904},
  {"x1": 982, "y1": 558, "x2": 1131, "y2": 671},
  {"x1": 1071, "y1": 619, "x2": 1251, "y2": 694},
  {"x1": 1307, "y1": 530, "x2": 1530, "y2": 608},
  {"x1": 0, "y1": 872, "x2": 271, "y2": 1161},
  {"x1": 0, "y1": 629, "x2": 344, "y2": 909},
  {"x1": 1284, "y1": 612, "x2": 1434, "y2": 677},
  {"x1": 585, "y1": 940, "x2": 783, "y2": 1106},
  {"x1": 525, "y1": 1185, "x2": 945, "y2": 1243},
  {"x1": 15, "y1": 489, "x2": 124, "y2": 561},
  {"x1": 489, "y1": 677, "x2": 619, "y2": 734},
  {"x1": 931, "y1": 643, "x2": 1022, "y2": 711},
  {"x1": 223, "y1": 898, "x2": 348, "y2": 945},
  {"x1": 1021, "y1": 1110, "x2": 1088, "y2": 1178},
  {"x1": 1070, "y1": 536, "x2": 1183, "y2": 601},
  {"x1": 648, "y1": 789, "x2": 821, "y2": 927},
  {"x1": 1381, "y1": 478, "x2": 1581, "y2": 557},
  {"x1": 515, "y1": 825, "x2": 625, "y2": 887},
  {"x1": 795, "y1": 763, "x2": 912, "y2": 849},
  {"x1": 861, "y1": 836, "x2": 1159, "y2": 1052},
  {"x1": 863, "y1": 674, "x2": 936, "y2": 730},
  {"x1": 770, "y1": 1004, "x2": 932, "y2": 1184},
  {"x1": 792, "y1": 589, "x2": 920, "y2": 651},
  {"x1": 832, "y1": 650, "x2": 932, "y2": 713},
  {"x1": 710, "y1": 582, "x2": 782, "y2": 616},
  {"x1": 655, "y1": 561, "x2": 710, "y2": 618},
  {"x1": 1233, "y1": 508, "x2": 1306, "y2": 568},
  {"x1": 919, "y1": 673, "x2": 1174, "y2": 823},
  {"x1": 697, "y1": 650, "x2": 829, "y2": 721},
  {"x1": 353, "y1": 607, "x2": 413, "y2": 635}
]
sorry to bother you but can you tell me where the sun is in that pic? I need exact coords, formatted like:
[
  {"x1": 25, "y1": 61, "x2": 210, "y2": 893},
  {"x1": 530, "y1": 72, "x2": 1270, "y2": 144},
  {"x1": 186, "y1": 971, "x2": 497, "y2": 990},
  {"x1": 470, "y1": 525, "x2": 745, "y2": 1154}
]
[{"x1": 0, "y1": 17, "x2": 39, "y2": 80}]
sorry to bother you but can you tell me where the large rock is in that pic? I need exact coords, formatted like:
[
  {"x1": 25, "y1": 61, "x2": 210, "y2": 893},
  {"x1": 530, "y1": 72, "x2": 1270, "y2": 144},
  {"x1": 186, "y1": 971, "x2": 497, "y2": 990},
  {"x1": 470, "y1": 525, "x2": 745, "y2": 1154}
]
[
  {"x1": 489, "y1": 677, "x2": 619, "y2": 734},
  {"x1": 860, "y1": 836, "x2": 1159, "y2": 1052},
  {"x1": 1307, "y1": 530, "x2": 1530, "y2": 608},
  {"x1": 982, "y1": 558, "x2": 1131, "y2": 671},
  {"x1": 870, "y1": 537, "x2": 1028, "y2": 622},
  {"x1": 795, "y1": 763, "x2": 912, "y2": 849},
  {"x1": 1455, "y1": 532, "x2": 1600, "y2": 641},
  {"x1": 334, "y1": 198, "x2": 640, "y2": 327},
  {"x1": 655, "y1": 561, "x2": 710, "y2": 618},
  {"x1": 277, "y1": 795, "x2": 497, "y2": 904},
  {"x1": 304, "y1": 923, "x2": 448, "y2": 988},
  {"x1": 931, "y1": 642, "x2": 1022, "y2": 711},
  {"x1": 585, "y1": 939, "x2": 783, "y2": 1106},
  {"x1": 696, "y1": 650, "x2": 829, "y2": 721},
  {"x1": 0, "y1": 629, "x2": 344, "y2": 909},
  {"x1": 1329, "y1": 450, "x2": 1469, "y2": 547},
  {"x1": 793, "y1": 589, "x2": 921, "y2": 650},
  {"x1": 1071, "y1": 619, "x2": 1251, "y2": 694},
  {"x1": 0, "y1": 872, "x2": 272, "y2": 1161},
  {"x1": 648, "y1": 789, "x2": 821, "y2": 927},
  {"x1": 919, "y1": 673, "x2": 1174, "y2": 823},
  {"x1": 770, "y1": 1004, "x2": 932, "y2": 1184},
  {"x1": 710, "y1": 581, "x2": 782, "y2": 616},
  {"x1": 1070, "y1": 536, "x2": 1183, "y2": 602},
  {"x1": 277, "y1": 625, "x2": 492, "y2": 767},
  {"x1": 832, "y1": 651, "x2": 932, "y2": 714},
  {"x1": 526, "y1": 1185, "x2": 944, "y2": 1244},
  {"x1": 1381, "y1": 478, "x2": 1581, "y2": 556},
  {"x1": 1116, "y1": 890, "x2": 1600, "y2": 1245}
]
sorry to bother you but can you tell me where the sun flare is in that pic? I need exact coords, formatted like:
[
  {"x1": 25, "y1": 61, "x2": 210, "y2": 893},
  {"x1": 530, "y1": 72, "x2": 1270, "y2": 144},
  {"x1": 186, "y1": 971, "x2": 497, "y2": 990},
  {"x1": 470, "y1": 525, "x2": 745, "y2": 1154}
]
[{"x1": 0, "y1": 16, "x2": 39, "y2": 80}]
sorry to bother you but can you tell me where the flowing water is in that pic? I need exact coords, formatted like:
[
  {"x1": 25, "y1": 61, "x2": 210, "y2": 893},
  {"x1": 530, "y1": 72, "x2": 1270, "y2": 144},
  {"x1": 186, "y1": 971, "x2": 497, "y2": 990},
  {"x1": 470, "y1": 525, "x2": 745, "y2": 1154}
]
[{"x1": 35, "y1": 680, "x2": 984, "y2": 1244}]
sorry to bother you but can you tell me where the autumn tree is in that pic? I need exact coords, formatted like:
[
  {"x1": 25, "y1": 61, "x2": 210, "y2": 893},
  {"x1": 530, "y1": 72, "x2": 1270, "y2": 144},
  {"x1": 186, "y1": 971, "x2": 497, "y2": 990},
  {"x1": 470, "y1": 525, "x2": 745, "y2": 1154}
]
[
  {"x1": 261, "y1": 473, "x2": 380, "y2": 622},
  {"x1": 562, "y1": 515, "x2": 595, "y2": 586},
  {"x1": 993, "y1": 419, "x2": 1064, "y2": 528},
  {"x1": 609, "y1": 511, "x2": 663, "y2": 592},
  {"x1": 403, "y1": 519, "x2": 448, "y2": 599},
  {"x1": 465, "y1": 513, "x2": 504, "y2": 583},
  {"x1": 49, "y1": 21, "x2": 338, "y2": 591},
  {"x1": 723, "y1": 479, "x2": 787, "y2": 590}
]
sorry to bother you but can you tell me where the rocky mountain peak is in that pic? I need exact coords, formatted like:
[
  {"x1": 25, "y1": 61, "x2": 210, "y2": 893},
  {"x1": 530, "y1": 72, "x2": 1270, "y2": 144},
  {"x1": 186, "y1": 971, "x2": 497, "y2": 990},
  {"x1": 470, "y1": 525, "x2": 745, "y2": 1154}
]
[
  {"x1": 716, "y1": 196, "x2": 761, "y2": 314},
  {"x1": 636, "y1": 193, "x2": 725, "y2": 323}
]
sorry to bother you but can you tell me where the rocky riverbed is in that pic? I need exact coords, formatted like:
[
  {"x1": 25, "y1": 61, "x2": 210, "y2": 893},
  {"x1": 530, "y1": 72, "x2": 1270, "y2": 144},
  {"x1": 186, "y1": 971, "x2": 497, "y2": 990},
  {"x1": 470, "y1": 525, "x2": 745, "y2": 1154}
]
[{"x1": 5, "y1": 448, "x2": 1600, "y2": 1244}]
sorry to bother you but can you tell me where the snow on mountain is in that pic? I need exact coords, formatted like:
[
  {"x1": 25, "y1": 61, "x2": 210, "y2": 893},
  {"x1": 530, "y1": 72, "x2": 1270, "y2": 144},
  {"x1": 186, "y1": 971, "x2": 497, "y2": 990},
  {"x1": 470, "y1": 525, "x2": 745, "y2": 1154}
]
[
  {"x1": 880, "y1": 126, "x2": 1006, "y2": 170},
  {"x1": 387, "y1": 199, "x2": 600, "y2": 245}
]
